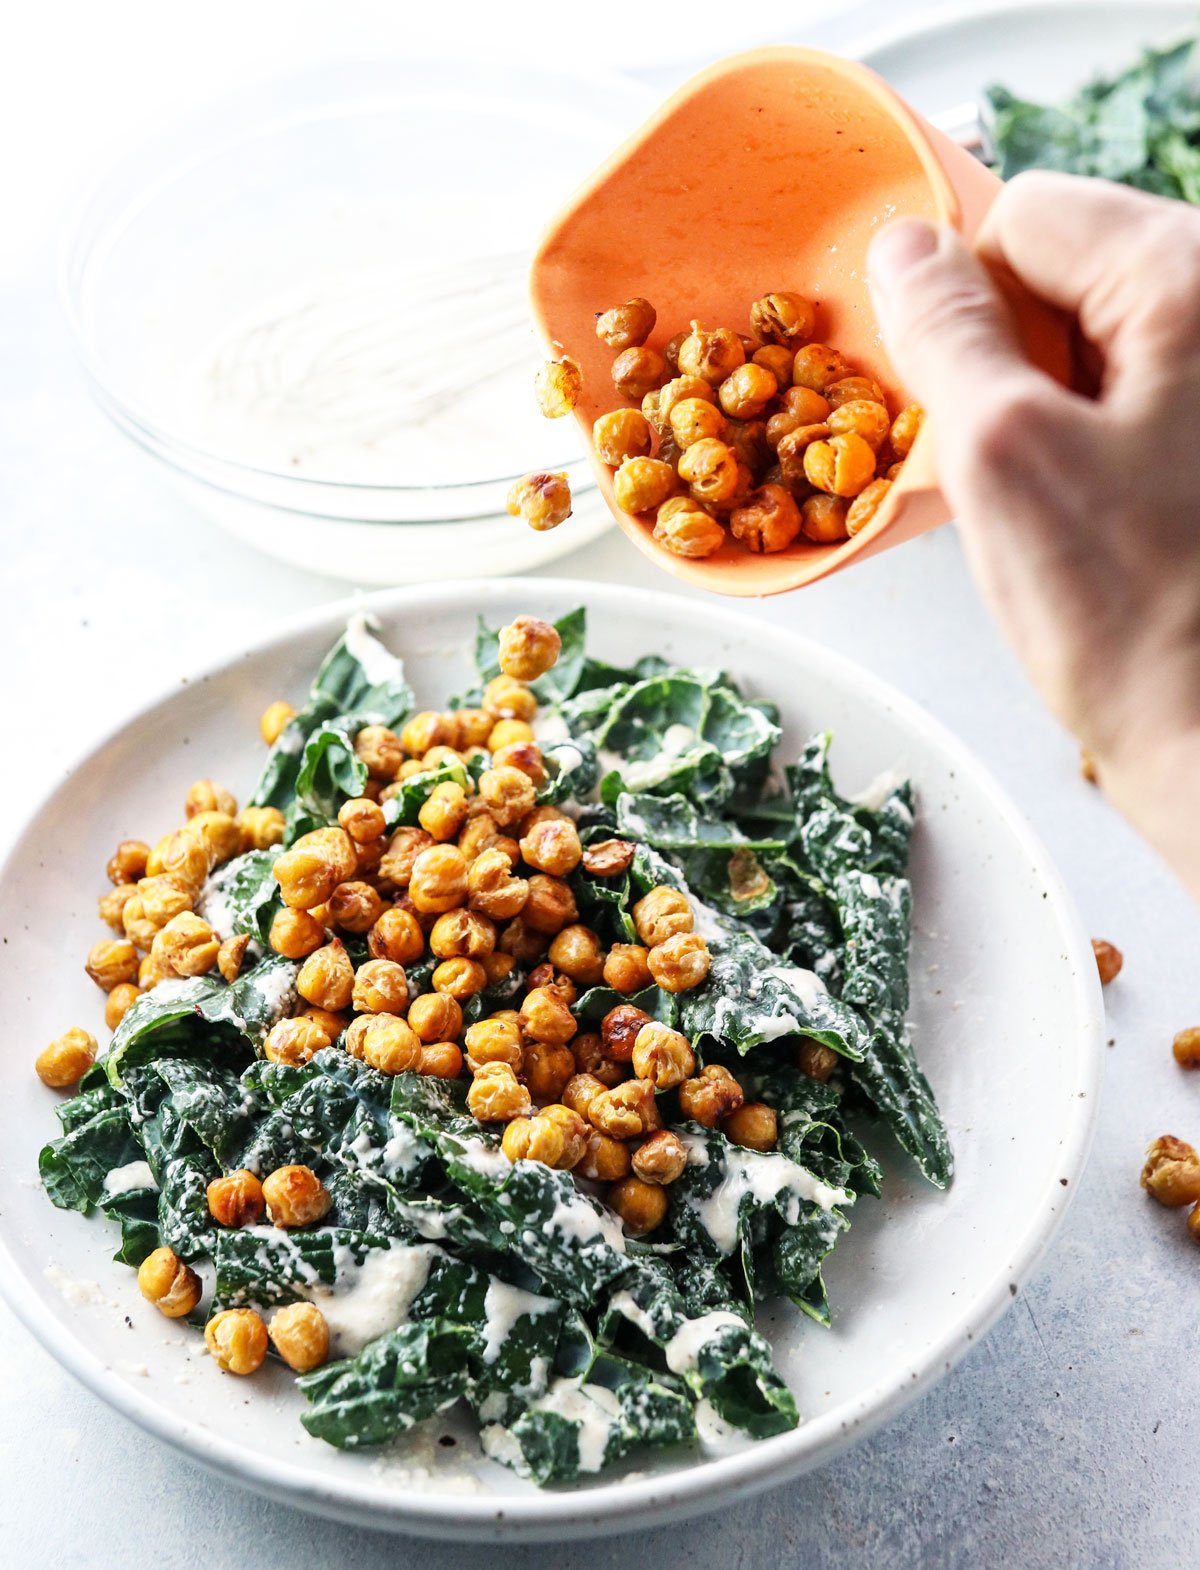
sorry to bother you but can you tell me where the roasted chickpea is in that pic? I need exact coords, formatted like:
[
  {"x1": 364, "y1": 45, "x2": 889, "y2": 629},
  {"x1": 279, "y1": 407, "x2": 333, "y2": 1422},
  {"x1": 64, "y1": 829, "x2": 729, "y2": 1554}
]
[
  {"x1": 804, "y1": 432, "x2": 876, "y2": 498},
  {"x1": 265, "y1": 908, "x2": 323, "y2": 962},
  {"x1": 85, "y1": 938, "x2": 139, "y2": 992},
  {"x1": 35, "y1": 1027, "x2": 96, "y2": 1088},
  {"x1": 678, "y1": 323, "x2": 745, "y2": 385},
  {"x1": 102, "y1": 981, "x2": 140, "y2": 1030},
  {"x1": 467, "y1": 1062, "x2": 532, "y2": 1122},
  {"x1": 456, "y1": 810, "x2": 504, "y2": 863},
  {"x1": 493, "y1": 615, "x2": 560, "y2": 687},
  {"x1": 98, "y1": 884, "x2": 139, "y2": 933},
  {"x1": 211, "y1": 935, "x2": 247, "y2": 987},
  {"x1": 233, "y1": 805, "x2": 283, "y2": 854},
  {"x1": 611, "y1": 346, "x2": 667, "y2": 401},
  {"x1": 730, "y1": 483, "x2": 803, "y2": 553},
  {"x1": 463, "y1": 1016, "x2": 522, "y2": 1074},
  {"x1": 591, "y1": 1078, "x2": 661, "y2": 1139},
  {"x1": 451, "y1": 708, "x2": 493, "y2": 752},
  {"x1": 352, "y1": 1016, "x2": 417, "y2": 1074},
  {"x1": 414, "y1": 781, "x2": 467, "y2": 844},
  {"x1": 296, "y1": 940, "x2": 354, "y2": 1011},
  {"x1": 417, "y1": 1041, "x2": 464, "y2": 1078},
  {"x1": 518, "y1": 986, "x2": 577, "y2": 1047},
  {"x1": 483, "y1": 674, "x2": 539, "y2": 724},
  {"x1": 544, "y1": 925, "x2": 602, "y2": 986},
  {"x1": 407, "y1": 844, "x2": 469, "y2": 914},
  {"x1": 612, "y1": 455, "x2": 678, "y2": 516},
  {"x1": 429, "y1": 908, "x2": 496, "y2": 960},
  {"x1": 399, "y1": 993, "x2": 457, "y2": 1048},
  {"x1": 886, "y1": 461, "x2": 905, "y2": 481},
  {"x1": 598, "y1": 1004, "x2": 650, "y2": 1064},
  {"x1": 354, "y1": 725, "x2": 404, "y2": 780},
  {"x1": 260, "y1": 700, "x2": 296, "y2": 746},
  {"x1": 632, "y1": 1129, "x2": 688, "y2": 1185},
  {"x1": 507, "y1": 470, "x2": 572, "y2": 531},
  {"x1": 801, "y1": 493, "x2": 851, "y2": 543},
  {"x1": 138, "y1": 1247, "x2": 202, "y2": 1318},
  {"x1": 471, "y1": 769, "x2": 532, "y2": 836},
  {"x1": 826, "y1": 375, "x2": 884, "y2": 410},
  {"x1": 534, "y1": 355, "x2": 583, "y2": 418},
  {"x1": 432, "y1": 957, "x2": 487, "y2": 998},
  {"x1": 569, "y1": 1033, "x2": 623, "y2": 1087},
  {"x1": 668, "y1": 396, "x2": 727, "y2": 450},
  {"x1": 798, "y1": 1039, "x2": 840, "y2": 1081},
  {"x1": 502, "y1": 1114, "x2": 561, "y2": 1165},
  {"x1": 718, "y1": 362, "x2": 777, "y2": 421},
  {"x1": 679, "y1": 1063, "x2": 744, "y2": 1126},
  {"x1": 723, "y1": 1101, "x2": 778, "y2": 1151},
  {"x1": 632, "y1": 1022, "x2": 695, "y2": 1089},
  {"x1": 1141, "y1": 1135, "x2": 1200, "y2": 1206},
  {"x1": 138, "y1": 952, "x2": 170, "y2": 990},
  {"x1": 184, "y1": 781, "x2": 237, "y2": 824},
  {"x1": 138, "y1": 873, "x2": 197, "y2": 932},
  {"x1": 490, "y1": 746, "x2": 547, "y2": 794},
  {"x1": 595, "y1": 944, "x2": 647, "y2": 996},
  {"x1": 263, "y1": 1016, "x2": 330, "y2": 1066},
  {"x1": 725, "y1": 417, "x2": 771, "y2": 475},
  {"x1": 268, "y1": 1302, "x2": 330, "y2": 1372},
  {"x1": 751, "y1": 342, "x2": 795, "y2": 384},
  {"x1": 537, "y1": 1103, "x2": 589, "y2": 1168},
  {"x1": 207, "y1": 1169, "x2": 266, "y2": 1227},
  {"x1": 652, "y1": 496, "x2": 726, "y2": 558},
  {"x1": 273, "y1": 827, "x2": 356, "y2": 910},
  {"x1": 593, "y1": 407, "x2": 653, "y2": 465},
  {"x1": 522, "y1": 874, "x2": 578, "y2": 935},
  {"x1": 152, "y1": 913, "x2": 220, "y2": 978},
  {"x1": 362, "y1": 907, "x2": 421, "y2": 968},
  {"x1": 1172, "y1": 1027, "x2": 1200, "y2": 1068},
  {"x1": 829, "y1": 398, "x2": 890, "y2": 452},
  {"x1": 631, "y1": 886, "x2": 690, "y2": 948},
  {"x1": 562, "y1": 1071, "x2": 607, "y2": 1120},
  {"x1": 147, "y1": 828, "x2": 209, "y2": 890},
  {"x1": 465, "y1": 845, "x2": 528, "y2": 921},
  {"x1": 577, "y1": 839, "x2": 633, "y2": 880},
  {"x1": 749, "y1": 290, "x2": 815, "y2": 345},
  {"x1": 119, "y1": 893, "x2": 157, "y2": 953},
  {"x1": 261, "y1": 1164, "x2": 330, "y2": 1228},
  {"x1": 516, "y1": 818, "x2": 580, "y2": 881},
  {"x1": 776, "y1": 421, "x2": 831, "y2": 486},
  {"x1": 107, "y1": 839, "x2": 150, "y2": 885},
  {"x1": 525, "y1": 960, "x2": 577, "y2": 1007},
  {"x1": 1093, "y1": 938, "x2": 1123, "y2": 985},
  {"x1": 495, "y1": 917, "x2": 547, "y2": 967},
  {"x1": 648, "y1": 932, "x2": 711, "y2": 992},
  {"x1": 574, "y1": 1128, "x2": 630, "y2": 1182},
  {"x1": 301, "y1": 1007, "x2": 347, "y2": 1041},
  {"x1": 676, "y1": 438, "x2": 739, "y2": 505},
  {"x1": 205, "y1": 1308, "x2": 269, "y2": 1375},
  {"x1": 323, "y1": 883, "x2": 381, "y2": 937},
  {"x1": 890, "y1": 403, "x2": 924, "y2": 458},
  {"x1": 846, "y1": 478, "x2": 893, "y2": 537},
  {"x1": 337, "y1": 796, "x2": 386, "y2": 845},
  {"x1": 349, "y1": 957, "x2": 407, "y2": 1016},
  {"x1": 379, "y1": 827, "x2": 435, "y2": 889},
  {"x1": 792, "y1": 343, "x2": 852, "y2": 392},
  {"x1": 522, "y1": 1042, "x2": 576, "y2": 1104},
  {"x1": 609, "y1": 1175, "x2": 668, "y2": 1235},
  {"x1": 596, "y1": 297, "x2": 656, "y2": 350}
]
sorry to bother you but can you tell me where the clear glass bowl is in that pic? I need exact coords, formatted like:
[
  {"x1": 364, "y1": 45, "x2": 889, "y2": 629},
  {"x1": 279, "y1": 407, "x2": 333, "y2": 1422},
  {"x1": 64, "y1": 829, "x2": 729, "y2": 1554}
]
[{"x1": 62, "y1": 59, "x2": 654, "y2": 580}]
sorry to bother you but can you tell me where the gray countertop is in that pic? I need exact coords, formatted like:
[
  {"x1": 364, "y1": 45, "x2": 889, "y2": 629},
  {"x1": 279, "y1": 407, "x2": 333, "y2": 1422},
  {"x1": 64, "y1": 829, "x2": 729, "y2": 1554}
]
[{"x1": 2, "y1": 3, "x2": 1198, "y2": 1564}]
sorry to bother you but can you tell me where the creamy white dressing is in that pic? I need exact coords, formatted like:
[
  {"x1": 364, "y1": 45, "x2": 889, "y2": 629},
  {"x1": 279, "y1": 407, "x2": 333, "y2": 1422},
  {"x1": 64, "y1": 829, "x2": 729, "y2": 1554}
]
[
  {"x1": 252, "y1": 965, "x2": 298, "y2": 1022},
  {"x1": 851, "y1": 766, "x2": 909, "y2": 813},
  {"x1": 695, "y1": 1398, "x2": 752, "y2": 1456},
  {"x1": 688, "y1": 894, "x2": 730, "y2": 945},
  {"x1": 102, "y1": 1160, "x2": 157, "y2": 1196},
  {"x1": 608, "y1": 1290, "x2": 660, "y2": 1340},
  {"x1": 478, "y1": 1279, "x2": 556, "y2": 1365},
  {"x1": 527, "y1": 1377, "x2": 622, "y2": 1473},
  {"x1": 601, "y1": 722, "x2": 698, "y2": 791},
  {"x1": 309, "y1": 1242, "x2": 436, "y2": 1356},
  {"x1": 195, "y1": 877, "x2": 237, "y2": 939},
  {"x1": 679, "y1": 1133, "x2": 850, "y2": 1256},
  {"x1": 343, "y1": 612, "x2": 402, "y2": 687},
  {"x1": 663, "y1": 1310, "x2": 745, "y2": 1374},
  {"x1": 456, "y1": 1137, "x2": 510, "y2": 1180},
  {"x1": 761, "y1": 963, "x2": 829, "y2": 1009},
  {"x1": 532, "y1": 711, "x2": 570, "y2": 744}
]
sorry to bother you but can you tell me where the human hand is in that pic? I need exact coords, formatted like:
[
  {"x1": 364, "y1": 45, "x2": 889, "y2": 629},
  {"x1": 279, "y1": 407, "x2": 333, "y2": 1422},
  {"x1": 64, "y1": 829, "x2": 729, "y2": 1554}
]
[{"x1": 867, "y1": 171, "x2": 1200, "y2": 898}]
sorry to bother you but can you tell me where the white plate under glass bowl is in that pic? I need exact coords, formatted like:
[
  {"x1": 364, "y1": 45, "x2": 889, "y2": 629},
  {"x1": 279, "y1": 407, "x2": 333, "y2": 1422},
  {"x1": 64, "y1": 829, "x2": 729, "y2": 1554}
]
[{"x1": 0, "y1": 579, "x2": 1103, "y2": 1540}]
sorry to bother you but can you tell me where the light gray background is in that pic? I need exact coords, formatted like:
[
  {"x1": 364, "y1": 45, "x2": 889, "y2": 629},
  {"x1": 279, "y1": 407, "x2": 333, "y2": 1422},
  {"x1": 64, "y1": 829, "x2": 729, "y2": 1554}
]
[{"x1": 2, "y1": 3, "x2": 1197, "y2": 1565}]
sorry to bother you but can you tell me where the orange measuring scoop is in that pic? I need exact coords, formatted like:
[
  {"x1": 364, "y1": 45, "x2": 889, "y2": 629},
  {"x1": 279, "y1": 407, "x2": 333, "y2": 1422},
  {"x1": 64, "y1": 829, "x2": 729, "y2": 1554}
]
[{"x1": 529, "y1": 46, "x2": 1070, "y2": 597}]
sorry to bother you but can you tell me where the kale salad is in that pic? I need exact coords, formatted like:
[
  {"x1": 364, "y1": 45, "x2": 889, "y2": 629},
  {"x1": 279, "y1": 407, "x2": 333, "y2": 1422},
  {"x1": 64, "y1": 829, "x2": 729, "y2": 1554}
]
[
  {"x1": 989, "y1": 37, "x2": 1200, "y2": 200},
  {"x1": 37, "y1": 608, "x2": 951, "y2": 1486}
]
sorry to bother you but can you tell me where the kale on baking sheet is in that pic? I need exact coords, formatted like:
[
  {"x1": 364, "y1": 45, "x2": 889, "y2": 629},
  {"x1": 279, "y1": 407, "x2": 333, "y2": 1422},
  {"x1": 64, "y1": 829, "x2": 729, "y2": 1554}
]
[
  {"x1": 38, "y1": 606, "x2": 951, "y2": 1484},
  {"x1": 988, "y1": 37, "x2": 1200, "y2": 200}
]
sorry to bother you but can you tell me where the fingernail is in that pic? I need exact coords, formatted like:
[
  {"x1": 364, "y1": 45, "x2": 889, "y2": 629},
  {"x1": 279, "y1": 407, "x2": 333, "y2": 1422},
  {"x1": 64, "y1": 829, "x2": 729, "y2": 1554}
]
[{"x1": 868, "y1": 219, "x2": 938, "y2": 294}]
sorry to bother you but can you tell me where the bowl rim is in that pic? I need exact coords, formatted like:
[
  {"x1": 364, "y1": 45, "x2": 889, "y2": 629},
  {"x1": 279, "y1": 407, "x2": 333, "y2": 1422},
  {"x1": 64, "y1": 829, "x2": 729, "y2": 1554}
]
[
  {"x1": 0, "y1": 577, "x2": 1105, "y2": 1540},
  {"x1": 58, "y1": 59, "x2": 655, "y2": 499}
]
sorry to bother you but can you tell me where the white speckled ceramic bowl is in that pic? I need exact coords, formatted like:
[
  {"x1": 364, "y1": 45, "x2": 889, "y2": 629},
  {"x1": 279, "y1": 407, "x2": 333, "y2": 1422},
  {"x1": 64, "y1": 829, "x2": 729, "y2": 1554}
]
[{"x1": 0, "y1": 580, "x2": 1103, "y2": 1540}]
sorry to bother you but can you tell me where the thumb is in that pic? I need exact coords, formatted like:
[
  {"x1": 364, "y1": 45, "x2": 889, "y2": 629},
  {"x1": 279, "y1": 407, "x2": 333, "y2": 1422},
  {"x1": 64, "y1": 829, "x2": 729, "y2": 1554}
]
[{"x1": 867, "y1": 218, "x2": 1036, "y2": 432}]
